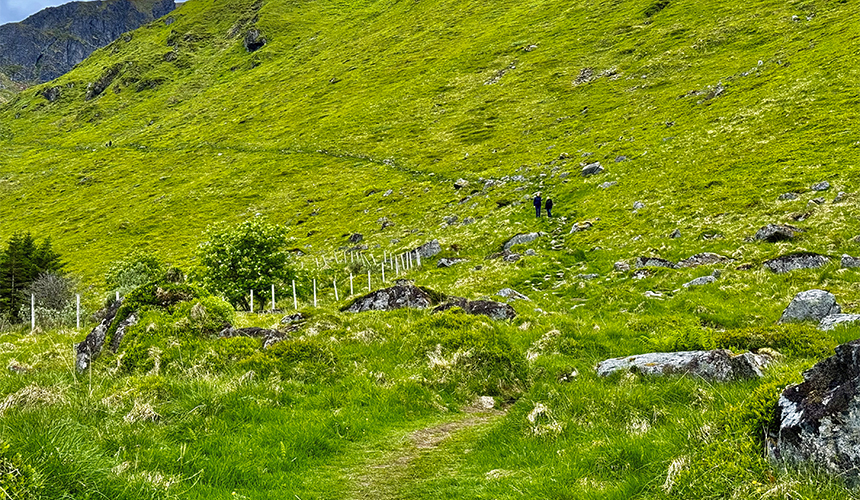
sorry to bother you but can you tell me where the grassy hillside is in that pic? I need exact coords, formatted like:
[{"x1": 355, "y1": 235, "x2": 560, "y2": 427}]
[{"x1": 1, "y1": 0, "x2": 860, "y2": 497}]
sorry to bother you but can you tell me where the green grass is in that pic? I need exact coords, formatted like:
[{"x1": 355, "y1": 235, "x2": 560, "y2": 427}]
[{"x1": 2, "y1": 0, "x2": 860, "y2": 497}]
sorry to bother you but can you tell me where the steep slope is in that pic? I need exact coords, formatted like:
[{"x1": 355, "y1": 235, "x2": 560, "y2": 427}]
[
  {"x1": 0, "y1": 0, "x2": 857, "y2": 282},
  {"x1": 0, "y1": 0, "x2": 176, "y2": 83}
]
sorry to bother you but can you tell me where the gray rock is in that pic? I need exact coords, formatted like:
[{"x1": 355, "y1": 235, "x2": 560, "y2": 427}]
[
  {"x1": 524, "y1": 249, "x2": 537, "y2": 256},
  {"x1": 764, "y1": 253, "x2": 829, "y2": 274},
  {"x1": 768, "y1": 340, "x2": 860, "y2": 478},
  {"x1": 778, "y1": 289, "x2": 841, "y2": 324},
  {"x1": 819, "y1": 314, "x2": 860, "y2": 331},
  {"x1": 243, "y1": 28, "x2": 266, "y2": 52},
  {"x1": 454, "y1": 178, "x2": 469, "y2": 189},
  {"x1": 669, "y1": 229, "x2": 681, "y2": 238},
  {"x1": 632, "y1": 269, "x2": 650, "y2": 280},
  {"x1": 597, "y1": 350, "x2": 772, "y2": 381},
  {"x1": 348, "y1": 233, "x2": 364, "y2": 244},
  {"x1": 569, "y1": 221, "x2": 593, "y2": 234},
  {"x1": 437, "y1": 258, "x2": 467, "y2": 268},
  {"x1": 842, "y1": 254, "x2": 860, "y2": 268},
  {"x1": 576, "y1": 273, "x2": 600, "y2": 280},
  {"x1": 677, "y1": 252, "x2": 729, "y2": 268},
  {"x1": 75, "y1": 298, "x2": 124, "y2": 373},
  {"x1": 633, "y1": 201, "x2": 645, "y2": 210},
  {"x1": 755, "y1": 224, "x2": 801, "y2": 242},
  {"x1": 834, "y1": 192, "x2": 847, "y2": 203},
  {"x1": 343, "y1": 285, "x2": 435, "y2": 313},
  {"x1": 497, "y1": 288, "x2": 530, "y2": 301},
  {"x1": 615, "y1": 155, "x2": 628, "y2": 162},
  {"x1": 635, "y1": 257, "x2": 676, "y2": 269},
  {"x1": 433, "y1": 298, "x2": 516, "y2": 320},
  {"x1": 614, "y1": 261, "x2": 631, "y2": 272},
  {"x1": 502, "y1": 232, "x2": 541, "y2": 251},
  {"x1": 810, "y1": 197, "x2": 826, "y2": 205},
  {"x1": 598, "y1": 181, "x2": 617, "y2": 189},
  {"x1": 778, "y1": 192, "x2": 799, "y2": 201},
  {"x1": 682, "y1": 276, "x2": 716, "y2": 288},
  {"x1": 503, "y1": 253, "x2": 521, "y2": 262},
  {"x1": 461, "y1": 217, "x2": 476, "y2": 225},
  {"x1": 811, "y1": 181, "x2": 831, "y2": 191},
  {"x1": 108, "y1": 314, "x2": 138, "y2": 352},
  {"x1": 383, "y1": 189, "x2": 393, "y2": 197},
  {"x1": 220, "y1": 325, "x2": 288, "y2": 349},
  {"x1": 581, "y1": 162, "x2": 604, "y2": 177},
  {"x1": 413, "y1": 239, "x2": 442, "y2": 259},
  {"x1": 443, "y1": 215, "x2": 459, "y2": 225}
]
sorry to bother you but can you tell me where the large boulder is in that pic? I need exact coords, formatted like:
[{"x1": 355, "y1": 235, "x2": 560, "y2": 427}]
[
  {"x1": 819, "y1": 314, "x2": 860, "y2": 331},
  {"x1": 634, "y1": 257, "x2": 677, "y2": 269},
  {"x1": 502, "y1": 232, "x2": 541, "y2": 251},
  {"x1": 769, "y1": 340, "x2": 860, "y2": 477},
  {"x1": 779, "y1": 289, "x2": 841, "y2": 324},
  {"x1": 75, "y1": 299, "x2": 124, "y2": 373},
  {"x1": 763, "y1": 253, "x2": 829, "y2": 274},
  {"x1": 413, "y1": 239, "x2": 442, "y2": 259},
  {"x1": 596, "y1": 350, "x2": 772, "y2": 381},
  {"x1": 343, "y1": 284, "x2": 435, "y2": 312},
  {"x1": 755, "y1": 224, "x2": 802, "y2": 242},
  {"x1": 433, "y1": 297, "x2": 516, "y2": 320}
]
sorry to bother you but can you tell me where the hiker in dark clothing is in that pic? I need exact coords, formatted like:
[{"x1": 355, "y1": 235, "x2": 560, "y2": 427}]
[
  {"x1": 533, "y1": 192, "x2": 542, "y2": 217},
  {"x1": 545, "y1": 198, "x2": 553, "y2": 217}
]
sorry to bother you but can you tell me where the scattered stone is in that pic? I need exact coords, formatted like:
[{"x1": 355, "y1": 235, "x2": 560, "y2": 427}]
[
  {"x1": 243, "y1": 29, "x2": 266, "y2": 52},
  {"x1": 281, "y1": 312, "x2": 305, "y2": 325},
  {"x1": 574, "y1": 67, "x2": 594, "y2": 85},
  {"x1": 644, "y1": 291, "x2": 663, "y2": 298},
  {"x1": 443, "y1": 215, "x2": 459, "y2": 225},
  {"x1": 348, "y1": 233, "x2": 364, "y2": 244},
  {"x1": 819, "y1": 314, "x2": 860, "y2": 331},
  {"x1": 677, "y1": 252, "x2": 730, "y2": 268},
  {"x1": 811, "y1": 181, "x2": 830, "y2": 191},
  {"x1": 842, "y1": 255, "x2": 860, "y2": 268},
  {"x1": 597, "y1": 350, "x2": 773, "y2": 381},
  {"x1": 40, "y1": 86, "x2": 60, "y2": 102},
  {"x1": 669, "y1": 229, "x2": 681, "y2": 238},
  {"x1": 778, "y1": 192, "x2": 799, "y2": 201},
  {"x1": 598, "y1": 181, "x2": 617, "y2": 189},
  {"x1": 755, "y1": 224, "x2": 802, "y2": 242},
  {"x1": 433, "y1": 297, "x2": 516, "y2": 320},
  {"x1": 778, "y1": 289, "x2": 841, "y2": 324},
  {"x1": 502, "y1": 232, "x2": 541, "y2": 251},
  {"x1": 633, "y1": 201, "x2": 645, "y2": 210},
  {"x1": 615, "y1": 155, "x2": 628, "y2": 162},
  {"x1": 497, "y1": 288, "x2": 530, "y2": 301},
  {"x1": 581, "y1": 162, "x2": 604, "y2": 177},
  {"x1": 833, "y1": 191, "x2": 846, "y2": 203},
  {"x1": 768, "y1": 340, "x2": 860, "y2": 477},
  {"x1": 569, "y1": 221, "x2": 593, "y2": 234},
  {"x1": 614, "y1": 261, "x2": 631, "y2": 272},
  {"x1": 343, "y1": 284, "x2": 436, "y2": 313},
  {"x1": 632, "y1": 269, "x2": 650, "y2": 280},
  {"x1": 383, "y1": 189, "x2": 393, "y2": 197},
  {"x1": 413, "y1": 239, "x2": 442, "y2": 258},
  {"x1": 437, "y1": 258, "x2": 468, "y2": 268},
  {"x1": 454, "y1": 178, "x2": 469, "y2": 189},
  {"x1": 524, "y1": 249, "x2": 537, "y2": 256},
  {"x1": 683, "y1": 275, "x2": 716, "y2": 288},
  {"x1": 503, "y1": 253, "x2": 521, "y2": 262},
  {"x1": 558, "y1": 152, "x2": 569, "y2": 160},
  {"x1": 810, "y1": 197, "x2": 826, "y2": 205},
  {"x1": 108, "y1": 314, "x2": 138, "y2": 352},
  {"x1": 763, "y1": 253, "x2": 829, "y2": 274},
  {"x1": 635, "y1": 257, "x2": 677, "y2": 269},
  {"x1": 461, "y1": 217, "x2": 476, "y2": 225},
  {"x1": 576, "y1": 273, "x2": 600, "y2": 280}
]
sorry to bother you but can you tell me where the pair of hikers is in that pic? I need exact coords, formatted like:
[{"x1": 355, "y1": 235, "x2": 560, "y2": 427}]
[{"x1": 533, "y1": 192, "x2": 553, "y2": 217}]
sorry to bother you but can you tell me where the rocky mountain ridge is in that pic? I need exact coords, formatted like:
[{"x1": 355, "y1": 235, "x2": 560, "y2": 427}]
[{"x1": 0, "y1": 0, "x2": 175, "y2": 83}]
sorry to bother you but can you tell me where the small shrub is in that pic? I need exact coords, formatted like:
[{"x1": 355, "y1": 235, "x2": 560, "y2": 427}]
[
  {"x1": 0, "y1": 441, "x2": 42, "y2": 498},
  {"x1": 104, "y1": 251, "x2": 165, "y2": 295}
]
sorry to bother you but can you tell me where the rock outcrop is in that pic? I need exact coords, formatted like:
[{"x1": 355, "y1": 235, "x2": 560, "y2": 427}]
[
  {"x1": 343, "y1": 284, "x2": 435, "y2": 312},
  {"x1": 597, "y1": 350, "x2": 772, "y2": 381},
  {"x1": 763, "y1": 253, "x2": 829, "y2": 274},
  {"x1": 842, "y1": 255, "x2": 860, "y2": 268},
  {"x1": 433, "y1": 297, "x2": 516, "y2": 320},
  {"x1": 769, "y1": 340, "x2": 860, "y2": 478},
  {"x1": 502, "y1": 232, "x2": 541, "y2": 251},
  {"x1": 0, "y1": 0, "x2": 176, "y2": 83},
  {"x1": 412, "y1": 239, "x2": 441, "y2": 259},
  {"x1": 819, "y1": 314, "x2": 860, "y2": 331},
  {"x1": 755, "y1": 224, "x2": 802, "y2": 242},
  {"x1": 677, "y1": 252, "x2": 730, "y2": 268},
  {"x1": 220, "y1": 325, "x2": 287, "y2": 349},
  {"x1": 778, "y1": 289, "x2": 841, "y2": 324},
  {"x1": 75, "y1": 298, "x2": 124, "y2": 372},
  {"x1": 634, "y1": 257, "x2": 676, "y2": 269}
]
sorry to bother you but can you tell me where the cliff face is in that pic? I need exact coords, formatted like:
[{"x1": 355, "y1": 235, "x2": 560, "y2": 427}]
[{"x1": 0, "y1": 0, "x2": 175, "y2": 83}]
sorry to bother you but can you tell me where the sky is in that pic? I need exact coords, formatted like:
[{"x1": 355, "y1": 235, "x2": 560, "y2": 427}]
[{"x1": 0, "y1": 0, "x2": 69, "y2": 25}]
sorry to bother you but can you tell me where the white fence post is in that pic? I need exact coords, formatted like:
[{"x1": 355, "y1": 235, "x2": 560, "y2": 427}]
[
  {"x1": 31, "y1": 294, "x2": 35, "y2": 332},
  {"x1": 417, "y1": 252, "x2": 421, "y2": 267},
  {"x1": 250, "y1": 289, "x2": 254, "y2": 312},
  {"x1": 350, "y1": 274, "x2": 354, "y2": 295},
  {"x1": 381, "y1": 262, "x2": 385, "y2": 283},
  {"x1": 367, "y1": 270, "x2": 371, "y2": 292},
  {"x1": 313, "y1": 279, "x2": 317, "y2": 307},
  {"x1": 334, "y1": 279, "x2": 339, "y2": 301},
  {"x1": 271, "y1": 284, "x2": 276, "y2": 312},
  {"x1": 292, "y1": 280, "x2": 297, "y2": 310},
  {"x1": 76, "y1": 294, "x2": 81, "y2": 330}
]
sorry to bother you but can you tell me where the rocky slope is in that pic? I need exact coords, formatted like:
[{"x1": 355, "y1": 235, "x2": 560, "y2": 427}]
[{"x1": 0, "y1": 0, "x2": 175, "y2": 83}]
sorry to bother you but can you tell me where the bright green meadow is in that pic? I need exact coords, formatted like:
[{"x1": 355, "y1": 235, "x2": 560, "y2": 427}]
[{"x1": 1, "y1": 0, "x2": 860, "y2": 497}]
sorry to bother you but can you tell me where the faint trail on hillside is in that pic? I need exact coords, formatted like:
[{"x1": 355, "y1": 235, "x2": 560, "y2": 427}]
[{"x1": 347, "y1": 406, "x2": 504, "y2": 500}]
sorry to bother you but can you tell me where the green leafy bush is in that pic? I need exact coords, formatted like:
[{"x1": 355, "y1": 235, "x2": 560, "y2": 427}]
[{"x1": 104, "y1": 251, "x2": 165, "y2": 295}]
